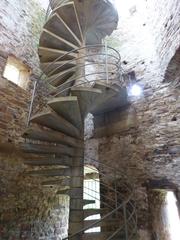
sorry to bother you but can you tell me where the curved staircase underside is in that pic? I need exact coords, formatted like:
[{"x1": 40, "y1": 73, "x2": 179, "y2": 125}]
[{"x1": 23, "y1": 0, "x2": 137, "y2": 239}]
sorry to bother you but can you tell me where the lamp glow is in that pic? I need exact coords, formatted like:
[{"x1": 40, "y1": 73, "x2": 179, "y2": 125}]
[{"x1": 129, "y1": 84, "x2": 142, "y2": 97}]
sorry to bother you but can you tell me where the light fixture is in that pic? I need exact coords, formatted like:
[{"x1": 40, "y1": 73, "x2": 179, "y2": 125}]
[{"x1": 128, "y1": 84, "x2": 142, "y2": 97}]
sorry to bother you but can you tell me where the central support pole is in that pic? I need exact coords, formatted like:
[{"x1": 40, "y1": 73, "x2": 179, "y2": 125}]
[
  {"x1": 75, "y1": 47, "x2": 88, "y2": 87},
  {"x1": 68, "y1": 130, "x2": 84, "y2": 240}
]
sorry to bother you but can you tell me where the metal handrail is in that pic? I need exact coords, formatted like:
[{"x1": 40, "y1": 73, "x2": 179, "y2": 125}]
[
  {"x1": 84, "y1": 172, "x2": 137, "y2": 221},
  {"x1": 84, "y1": 165, "x2": 133, "y2": 199},
  {"x1": 45, "y1": 52, "x2": 121, "y2": 78},
  {"x1": 62, "y1": 162, "x2": 136, "y2": 239},
  {"x1": 85, "y1": 163, "x2": 137, "y2": 230},
  {"x1": 48, "y1": 70, "x2": 120, "y2": 85},
  {"x1": 63, "y1": 189, "x2": 134, "y2": 239},
  {"x1": 28, "y1": 44, "x2": 122, "y2": 124},
  {"x1": 52, "y1": 77, "x2": 122, "y2": 97},
  {"x1": 41, "y1": 45, "x2": 121, "y2": 79},
  {"x1": 84, "y1": 171, "x2": 136, "y2": 214},
  {"x1": 29, "y1": 2, "x2": 136, "y2": 239}
]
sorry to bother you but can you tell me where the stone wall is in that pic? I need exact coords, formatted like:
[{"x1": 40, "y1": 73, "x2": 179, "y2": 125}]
[
  {"x1": 0, "y1": 0, "x2": 45, "y2": 142},
  {"x1": 0, "y1": 1, "x2": 69, "y2": 239},
  {"x1": 85, "y1": 0, "x2": 180, "y2": 238},
  {"x1": 0, "y1": 152, "x2": 69, "y2": 240}
]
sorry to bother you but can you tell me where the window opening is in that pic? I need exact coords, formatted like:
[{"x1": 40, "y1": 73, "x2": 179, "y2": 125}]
[
  {"x1": 3, "y1": 56, "x2": 31, "y2": 89},
  {"x1": 165, "y1": 191, "x2": 180, "y2": 240},
  {"x1": 84, "y1": 165, "x2": 101, "y2": 233}
]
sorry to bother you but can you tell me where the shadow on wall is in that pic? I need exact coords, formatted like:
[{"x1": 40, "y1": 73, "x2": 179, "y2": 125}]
[{"x1": 163, "y1": 47, "x2": 180, "y2": 87}]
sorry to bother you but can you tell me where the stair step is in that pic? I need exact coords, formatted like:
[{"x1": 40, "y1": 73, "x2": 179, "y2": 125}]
[
  {"x1": 92, "y1": 87, "x2": 128, "y2": 115},
  {"x1": 48, "y1": 96, "x2": 82, "y2": 129},
  {"x1": 27, "y1": 167, "x2": 83, "y2": 178},
  {"x1": 57, "y1": 187, "x2": 82, "y2": 197},
  {"x1": 82, "y1": 231, "x2": 123, "y2": 240},
  {"x1": 50, "y1": 74, "x2": 76, "y2": 97},
  {"x1": 26, "y1": 168, "x2": 71, "y2": 177},
  {"x1": 84, "y1": 209, "x2": 108, "y2": 219},
  {"x1": 42, "y1": 178, "x2": 70, "y2": 186},
  {"x1": 40, "y1": 28, "x2": 78, "y2": 52},
  {"x1": 91, "y1": 82, "x2": 119, "y2": 113},
  {"x1": 23, "y1": 127, "x2": 83, "y2": 148},
  {"x1": 40, "y1": 60, "x2": 76, "y2": 76},
  {"x1": 46, "y1": 67, "x2": 76, "y2": 87},
  {"x1": 21, "y1": 143, "x2": 75, "y2": 157},
  {"x1": 84, "y1": 173, "x2": 99, "y2": 180},
  {"x1": 44, "y1": 176, "x2": 83, "y2": 188},
  {"x1": 71, "y1": 87, "x2": 102, "y2": 117},
  {"x1": 56, "y1": 189, "x2": 71, "y2": 195},
  {"x1": 24, "y1": 157, "x2": 72, "y2": 167},
  {"x1": 38, "y1": 47, "x2": 76, "y2": 63},
  {"x1": 93, "y1": 82, "x2": 119, "y2": 93},
  {"x1": 30, "y1": 110, "x2": 80, "y2": 138},
  {"x1": 84, "y1": 218, "x2": 121, "y2": 228},
  {"x1": 54, "y1": 2, "x2": 83, "y2": 42},
  {"x1": 83, "y1": 200, "x2": 96, "y2": 206},
  {"x1": 44, "y1": 13, "x2": 81, "y2": 47},
  {"x1": 74, "y1": 0, "x2": 118, "y2": 45}
]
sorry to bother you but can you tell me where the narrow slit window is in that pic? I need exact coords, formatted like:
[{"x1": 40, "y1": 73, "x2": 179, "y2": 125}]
[{"x1": 84, "y1": 166, "x2": 101, "y2": 233}]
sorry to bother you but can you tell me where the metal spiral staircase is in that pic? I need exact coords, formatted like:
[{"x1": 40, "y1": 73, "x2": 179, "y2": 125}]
[{"x1": 22, "y1": 0, "x2": 137, "y2": 239}]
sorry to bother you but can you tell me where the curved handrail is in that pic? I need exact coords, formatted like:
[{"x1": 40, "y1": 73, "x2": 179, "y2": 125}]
[
  {"x1": 40, "y1": 45, "x2": 121, "y2": 79},
  {"x1": 45, "y1": 57, "x2": 120, "y2": 80},
  {"x1": 52, "y1": 76, "x2": 122, "y2": 98},
  {"x1": 62, "y1": 161, "x2": 136, "y2": 239},
  {"x1": 29, "y1": 2, "x2": 137, "y2": 239},
  {"x1": 63, "y1": 191, "x2": 134, "y2": 239},
  {"x1": 28, "y1": 44, "x2": 123, "y2": 124}
]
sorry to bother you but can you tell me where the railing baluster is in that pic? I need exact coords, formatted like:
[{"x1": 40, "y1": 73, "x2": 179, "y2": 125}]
[{"x1": 27, "y1": 80, "x2": 37, "y2": 126}]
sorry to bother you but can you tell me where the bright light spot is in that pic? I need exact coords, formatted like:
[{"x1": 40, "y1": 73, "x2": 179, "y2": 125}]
[
  {"x1": 113, "y1": 0, "x2": 136, "y2": 17},
  {"x1": 129, "y1": 84, "x2": 142, "y2": 97},
  {"x1": 166, "y1": 191, "x2": 180, "y2": 240},
  {"x1": 4, "y1": 64, "x2": 20, "y2": 85},
  {"x1": 84, "y1": 166, "x2": 100, "y2": 233}
]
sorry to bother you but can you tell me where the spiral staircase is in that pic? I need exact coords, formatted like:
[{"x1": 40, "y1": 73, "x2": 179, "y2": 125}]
[{"x1": 22, "y1": 0, "x2": 137, "y2": 239}]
